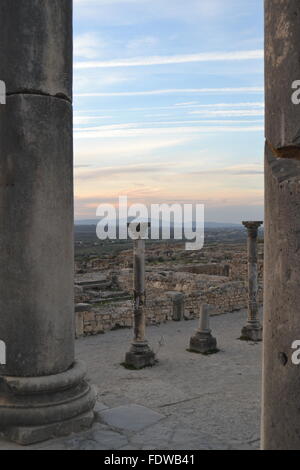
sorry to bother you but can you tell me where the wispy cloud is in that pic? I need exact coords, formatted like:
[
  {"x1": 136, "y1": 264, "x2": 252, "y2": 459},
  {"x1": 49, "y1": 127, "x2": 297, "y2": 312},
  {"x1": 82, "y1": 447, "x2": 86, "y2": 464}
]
[
  {"x1": 75, "y1": 162, "x2": 173, "y2": 180},
  {"x1": 189, "y1": 109, "x2": 264, "y2": 117},
  {"x1": 75, "y1": 161, "x2": 264, "y2": 182},
  {"x1": 74, "y1": 50, "x2": 263, "y2": 69},
  {"x1": 73, "y1": 0, "x2": 264, "y2": 223},
  {"x1": 75, "y1": 87, "x2": 264, "y2": 97},
  {"x1": 74, "y1": 115, "x2": 113, "y2": 125},
  {"x1": 188, "y1": 164, "x2": 264, "y2": 177},
  {"x1": 174, "y1": 102, "x2": 264, "y2": 108},
  {"x1": 74, "y1": 124, "x2": 264, "y2": 139},
  {"x1": 127, "y1": 36, "x2": 159, "y2": 50},
  {"x1": 74, "y1": 137, "x2": 191, "y2": 160},
  {"x1": 74, "y1": 119, "x2": 263, "y2": 129},
  {"x1": 74, "y1": 0, "x2": 146, "y2": 4},
  {"x1": 74, "y1": 32, "x2": 107, "y2": 59}
]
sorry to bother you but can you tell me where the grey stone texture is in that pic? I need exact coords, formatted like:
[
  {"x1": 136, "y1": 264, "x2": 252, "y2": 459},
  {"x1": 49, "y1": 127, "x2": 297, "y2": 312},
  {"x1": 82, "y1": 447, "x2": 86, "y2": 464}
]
[
  {"x1": 241, "y1": 222, "x2": 263, "y2": 342},
  {"x1": 0, "y1": 309, "x2": 262, "y2": 450},
  {"x1": 125, "y1": 342, "x2": 156, "y2": 369},
  {"x1": 99, "y1": 404, "x2": 163, "y2": 432},
  {"x1": 189, "y1": 304, "x2": 217, "y2": 354},
  {"x1": 241, "y1": 325, "x2": 262, "y2": 343},
  {"x1": 0, "y1": 1, "x2": 95, "y2": 444},
  {"x1": 166, "y1": 292, "x2": 185, "y2": 321},
  {"x1": 0, "y1": 95, "x2": 74, "y2": 377},
  {"x1": 125, "y1": 234, "x2": 155, "y2": 369},
  {"x1": 0, "y1": 0, "x2": 73, "y2": 100},
  {"x1": 263, "y1": 0, "x2": 300, "y2": 450},
  {"x1": 190, "y1": 331, "x2": 217, "y2": 355},
  {"x1": 5, "y1": 411, "x2": 95, "y2": 447}
]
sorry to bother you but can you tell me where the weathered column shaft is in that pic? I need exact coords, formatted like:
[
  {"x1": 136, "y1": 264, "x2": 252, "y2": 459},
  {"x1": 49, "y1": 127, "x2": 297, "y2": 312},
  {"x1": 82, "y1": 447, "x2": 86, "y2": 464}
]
[
  {"x1": 263, "y1": 0, "x2": 300, "y2": 450},
  {"x1": 0, "y1": 0, "x2": 95, "y2": 445},
  {"x1": 133, "y1": 239, "x2": 146, "y2": 342},
  {"x1": 125, "y1": 223, "x2": 155, "y2": 369},
  {"x1": 189, "y1": 304, "x2": 217, "y2": 354},
  {"x1": 248, "y1": 233, "x2": 258, "y2": 323},
  {"x1": 172, "y1": 293, "x2": 184, "y2": 322},
  {"x1": 198, "y1": 305, "x2": 210, "y2": 332},
  {"x1": 0, "y1": 0, "x2": 74, "y2": 377},
  {"x1": 241, "y1": 222, "x2": 262, "y2": 342},
  {"x1": 243, "y1": 223, "x2": 262, "y2": 325}
]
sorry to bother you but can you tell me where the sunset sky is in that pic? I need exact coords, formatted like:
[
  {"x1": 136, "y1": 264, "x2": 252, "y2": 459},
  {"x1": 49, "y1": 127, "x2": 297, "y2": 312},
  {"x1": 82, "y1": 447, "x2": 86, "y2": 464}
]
[{"x1": 73, "y1": 0, "x2": 264, "y2": 223}]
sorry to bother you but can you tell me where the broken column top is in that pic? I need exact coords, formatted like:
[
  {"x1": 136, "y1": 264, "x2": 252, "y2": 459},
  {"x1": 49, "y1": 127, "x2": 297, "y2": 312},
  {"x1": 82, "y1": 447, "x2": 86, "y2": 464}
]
[{"x1": 242, "y1": 221, "x2": 263, "y2": 230}]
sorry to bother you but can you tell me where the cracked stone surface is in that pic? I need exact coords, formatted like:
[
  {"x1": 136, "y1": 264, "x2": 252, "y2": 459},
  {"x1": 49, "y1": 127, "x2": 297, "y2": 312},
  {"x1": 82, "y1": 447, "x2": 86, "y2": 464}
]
[
  {"x1": 99, "y1": 405, "x2": 164, "y2": 432},
  {"x1": 0, "y1": 309, "x2": 262, "y2": 450}
]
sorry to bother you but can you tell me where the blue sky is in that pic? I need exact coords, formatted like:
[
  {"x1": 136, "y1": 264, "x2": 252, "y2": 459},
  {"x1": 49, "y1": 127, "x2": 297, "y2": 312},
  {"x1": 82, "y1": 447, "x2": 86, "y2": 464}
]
[{"x1": 73, "y1": 0, "x2": 264, "y2": 223}]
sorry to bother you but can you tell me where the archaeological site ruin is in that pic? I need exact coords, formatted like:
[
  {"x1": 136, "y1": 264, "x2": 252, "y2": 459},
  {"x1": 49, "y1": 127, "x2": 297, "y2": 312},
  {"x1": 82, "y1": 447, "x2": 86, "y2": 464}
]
[{"x1": 0, "y1": 0, "x2": 299, "y2": 452}]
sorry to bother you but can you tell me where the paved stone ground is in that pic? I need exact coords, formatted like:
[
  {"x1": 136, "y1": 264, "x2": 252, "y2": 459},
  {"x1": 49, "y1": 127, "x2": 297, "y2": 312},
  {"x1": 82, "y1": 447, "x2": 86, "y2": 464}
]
[{"x1": 0, "y1": 309, "x2": 262, "y2": 450}]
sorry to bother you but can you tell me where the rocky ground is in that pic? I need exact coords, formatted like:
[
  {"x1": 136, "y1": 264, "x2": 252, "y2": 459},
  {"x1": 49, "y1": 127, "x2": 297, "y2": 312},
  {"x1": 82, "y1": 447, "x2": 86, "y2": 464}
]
[{"x1": 0, "y1": 309, "x2": 262, "y2": 450}]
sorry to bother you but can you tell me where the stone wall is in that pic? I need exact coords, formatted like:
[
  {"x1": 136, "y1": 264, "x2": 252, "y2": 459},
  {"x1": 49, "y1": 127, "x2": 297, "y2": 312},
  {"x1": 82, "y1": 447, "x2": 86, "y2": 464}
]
[
  {"x1": 177, "y1": 264, "x2": 230, "y2": 277},
  {"x1": 74, "y1": 242, "x2": 264, "y2": 338},
  {"x1": 228, "y1": 252, "x2": 264, "y2": 281},
  {"x1": 75, "y1": 298, "x2": 176, "y2": 338},
  {"x1": 74, "y1": 280, "x2": 262, "y2": 337}
]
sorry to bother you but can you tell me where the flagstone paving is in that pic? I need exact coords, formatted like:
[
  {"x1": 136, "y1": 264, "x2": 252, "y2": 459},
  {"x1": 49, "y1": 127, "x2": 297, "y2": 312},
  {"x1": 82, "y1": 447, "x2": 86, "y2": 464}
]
[{"x1": 0, "y1": 309, "x2": 262, "y2": 450}]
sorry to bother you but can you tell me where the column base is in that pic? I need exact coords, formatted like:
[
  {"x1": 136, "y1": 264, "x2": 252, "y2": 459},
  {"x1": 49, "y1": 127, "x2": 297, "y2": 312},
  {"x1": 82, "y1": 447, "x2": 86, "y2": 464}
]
[
  {"x1": 2, "y1": 410, "x2": 94, "y2": 446},
  {"x1": 189, "y1": 331, "x2": 218, "y2": 354},
  {"x1": 240, "y1": 323, "x2": 263, "y2": 342},
  {"x1": 125, "y1": 342, "x2": 156, "y2": 369},
  {"x1": 0, "y1": 360, "x2": 96, "y2": 445}
]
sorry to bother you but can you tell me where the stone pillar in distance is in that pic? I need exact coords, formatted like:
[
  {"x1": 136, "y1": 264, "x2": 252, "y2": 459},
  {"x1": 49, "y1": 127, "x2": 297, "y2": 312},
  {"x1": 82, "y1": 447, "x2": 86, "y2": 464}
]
[
  {"x1": 166, "y1": 292, "x2": 185, "y2": 321},
  {"x1": 189, "y1": 304, "x2": 217, "y2": 354},
  {"x1": 240, "y1": 221, "x2": 263, "y2": 342},
  {"x1": 263, "y1": 0, "x2": 300, "y2": 450},
  {"x1": 125, "y1": 223, "x2": 156, "y2": 369},
  {"x1": 0, "y1": 0, "x2": 96, "y2": 445},
  {"x1": 172, "y1": 293, "x2": 185, "y2": 322}
]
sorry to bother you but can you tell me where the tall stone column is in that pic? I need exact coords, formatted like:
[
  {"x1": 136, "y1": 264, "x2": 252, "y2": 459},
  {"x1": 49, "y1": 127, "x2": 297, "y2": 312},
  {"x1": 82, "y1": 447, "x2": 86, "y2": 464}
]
[
  {"x1": 263, "y1": 0, "x2": 300, "y2": 450},
  {"x1": 125, "y1": 223, "x2": 155, "y2": 369},
  {"x1": 241, "y1": 221, "x2": 263, "y2": 342},
  {"x1": 0, "y1": 0, "x2": 95, "y2": 445}
]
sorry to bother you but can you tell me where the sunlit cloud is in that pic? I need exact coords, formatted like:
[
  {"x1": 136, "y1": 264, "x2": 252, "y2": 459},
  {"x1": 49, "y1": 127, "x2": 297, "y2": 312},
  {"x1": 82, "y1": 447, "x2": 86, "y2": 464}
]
[
  {"x1": 73, "y1": 0, "x2": 264, "y2": 222},
  {"x1": 74, "y1": 137, "x2": 192, "y2": 163},
  {"x1": 75, "y1": 162, "x2": 174, "y2": 180}
]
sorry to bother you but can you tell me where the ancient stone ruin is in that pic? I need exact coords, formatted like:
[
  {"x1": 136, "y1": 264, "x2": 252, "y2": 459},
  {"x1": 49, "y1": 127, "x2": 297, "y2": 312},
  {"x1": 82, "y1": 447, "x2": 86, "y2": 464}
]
[
  {"x1": 240, "y1": 221, "x2": 263, "y2": 342},
  {"x1": 74, "y1": 240, "x2": 264, "y2": 337},
  {"x1": 0, "y1": 0, "x2": 299, "y2": 451},
  {"x1": 262, "y1": 0, "x2": 300, "y2": 451},
  {"x1": 124, "y1": 223, "x2": 155, "y2": 369},
  {"x1": 189, "y1": 304, "x2": 218, "y2": 354},
  {"x1": 0, "y1": 0, "x2": 95, "y2": 445}
]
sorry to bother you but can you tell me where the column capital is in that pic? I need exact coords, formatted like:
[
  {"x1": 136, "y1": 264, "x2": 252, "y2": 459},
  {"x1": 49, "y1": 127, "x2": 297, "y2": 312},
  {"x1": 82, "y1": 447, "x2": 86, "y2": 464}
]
[{"x1": 242, "y1": 221, "x2": 263, "y2": 237}]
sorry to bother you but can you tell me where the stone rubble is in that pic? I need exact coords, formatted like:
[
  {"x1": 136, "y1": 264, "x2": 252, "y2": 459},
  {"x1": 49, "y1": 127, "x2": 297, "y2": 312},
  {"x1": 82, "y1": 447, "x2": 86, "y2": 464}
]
[{"x1": 74, "y1": 241, "x2": 263, "y2": 338}]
